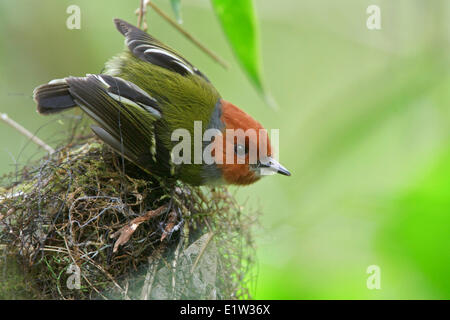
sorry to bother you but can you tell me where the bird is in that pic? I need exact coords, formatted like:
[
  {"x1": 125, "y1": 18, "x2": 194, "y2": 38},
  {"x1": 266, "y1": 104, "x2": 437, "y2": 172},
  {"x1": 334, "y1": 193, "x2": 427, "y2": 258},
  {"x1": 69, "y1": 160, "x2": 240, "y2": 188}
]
[
  {"x1": 33, "y1": 19, "x2": 290, "y2": 187},
  {"x1": 33, "y1": 19, "x2": 291, "y2": 252}
]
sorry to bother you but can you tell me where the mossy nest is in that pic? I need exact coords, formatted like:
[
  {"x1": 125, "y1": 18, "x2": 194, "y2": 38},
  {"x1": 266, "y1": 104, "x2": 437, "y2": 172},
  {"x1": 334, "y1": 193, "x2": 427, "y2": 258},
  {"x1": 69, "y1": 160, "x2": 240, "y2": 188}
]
[{"x1": 0, "y1": 127, "x2": 257, "y2": 299}]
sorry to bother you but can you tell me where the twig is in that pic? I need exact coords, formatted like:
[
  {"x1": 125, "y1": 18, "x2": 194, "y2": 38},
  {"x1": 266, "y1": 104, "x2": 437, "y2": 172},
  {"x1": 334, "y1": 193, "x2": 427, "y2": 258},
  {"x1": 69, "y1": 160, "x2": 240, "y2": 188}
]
[
  {"x1": 190, "y1": 231, "x2": 214, "y2": 274},
  {"x1": 1, "y1": 113, "x2": 54, "y2": 154},
  {"x1": 110, "y1": 204, "x2": 168, "y2": 252},
  {"x1": 137, "y1": 0, "x2": 145, "y2": 29},
  {"x1": 139, "y1": 0, "x2": 229, "y2": 69},
  {"x1": 171, "y1": 234, "x2": 184, "y2": 298},
  {"x1": 140, "y1": 256, "x2": 157, "y2": 300}
]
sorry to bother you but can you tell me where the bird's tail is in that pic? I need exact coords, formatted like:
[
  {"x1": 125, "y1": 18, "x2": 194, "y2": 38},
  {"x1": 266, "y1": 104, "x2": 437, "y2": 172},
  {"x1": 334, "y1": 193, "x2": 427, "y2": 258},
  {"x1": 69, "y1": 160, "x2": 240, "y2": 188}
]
[
  {"x1": 33, "y1": 79, "x2": 78, "y2": 114},
  {"x1": 32, "y1": 74, "x2": 166, "y2": 176}
]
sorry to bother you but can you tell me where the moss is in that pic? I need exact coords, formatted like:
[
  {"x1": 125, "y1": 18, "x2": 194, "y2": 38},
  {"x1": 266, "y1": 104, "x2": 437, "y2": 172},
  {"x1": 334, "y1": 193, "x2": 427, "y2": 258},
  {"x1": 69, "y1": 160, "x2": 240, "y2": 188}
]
[{"x1": 0, "y1": 135, "x2": 257, "y2": 299}]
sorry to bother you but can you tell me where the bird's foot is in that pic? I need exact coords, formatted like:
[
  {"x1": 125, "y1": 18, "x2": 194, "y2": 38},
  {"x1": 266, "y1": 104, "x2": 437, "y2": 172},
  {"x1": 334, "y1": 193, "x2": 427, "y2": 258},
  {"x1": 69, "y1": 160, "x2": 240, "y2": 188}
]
[{"x1": 110, "y1": 204, "x2": 168, "y2": 252}]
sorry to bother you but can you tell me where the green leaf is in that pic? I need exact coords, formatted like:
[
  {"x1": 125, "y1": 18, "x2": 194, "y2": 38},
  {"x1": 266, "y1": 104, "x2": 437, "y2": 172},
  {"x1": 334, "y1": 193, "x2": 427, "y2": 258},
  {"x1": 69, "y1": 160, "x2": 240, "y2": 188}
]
[
  {"x1": 170, "y1": 0, "x2": 182, "y2": 24},
  {"x1": 211, "y1": 0, "x2": 273, "y2": 107}
]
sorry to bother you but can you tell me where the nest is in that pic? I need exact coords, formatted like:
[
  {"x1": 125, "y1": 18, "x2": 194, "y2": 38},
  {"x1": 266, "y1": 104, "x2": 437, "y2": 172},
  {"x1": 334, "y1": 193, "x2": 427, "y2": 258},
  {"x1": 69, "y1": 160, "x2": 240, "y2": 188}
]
[{"x1": 0, "y1": 120, "x2": 257, "y2": 299}]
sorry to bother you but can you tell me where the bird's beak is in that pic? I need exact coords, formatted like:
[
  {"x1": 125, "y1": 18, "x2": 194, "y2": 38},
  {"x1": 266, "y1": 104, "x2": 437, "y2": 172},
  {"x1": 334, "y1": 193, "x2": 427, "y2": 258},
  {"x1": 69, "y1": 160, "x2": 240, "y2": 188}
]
[{"x1": 258, "y1": 157, "x2": 291, "y2": 176}]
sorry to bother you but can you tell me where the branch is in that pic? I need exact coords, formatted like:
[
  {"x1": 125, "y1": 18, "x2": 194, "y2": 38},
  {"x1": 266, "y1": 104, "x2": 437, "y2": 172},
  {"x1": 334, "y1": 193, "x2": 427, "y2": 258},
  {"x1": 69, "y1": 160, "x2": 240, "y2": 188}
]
[
  {"x1": 137, "y1": 0, "x2": 145, "y2": 29},
  {"x1": 0, "y1": 113, "x2": 54, "y2": 154},
  {"x1": 137, "y1": 0, "x2": 229, "y2": 69}
]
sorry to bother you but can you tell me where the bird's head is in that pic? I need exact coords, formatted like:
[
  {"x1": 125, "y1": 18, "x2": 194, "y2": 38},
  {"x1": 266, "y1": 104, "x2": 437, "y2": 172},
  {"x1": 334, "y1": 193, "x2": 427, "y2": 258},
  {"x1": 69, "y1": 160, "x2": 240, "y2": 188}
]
[{"x1": 213, "y1": 100, "x2": 291, "y2": 185}]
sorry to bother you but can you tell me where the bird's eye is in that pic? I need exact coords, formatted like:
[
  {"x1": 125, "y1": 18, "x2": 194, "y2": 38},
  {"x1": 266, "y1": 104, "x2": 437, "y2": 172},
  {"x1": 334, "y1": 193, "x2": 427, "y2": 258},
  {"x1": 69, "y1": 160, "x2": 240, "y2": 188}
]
[{"x1": 235, "y1": 144, "x2": 248, "y2": 157}]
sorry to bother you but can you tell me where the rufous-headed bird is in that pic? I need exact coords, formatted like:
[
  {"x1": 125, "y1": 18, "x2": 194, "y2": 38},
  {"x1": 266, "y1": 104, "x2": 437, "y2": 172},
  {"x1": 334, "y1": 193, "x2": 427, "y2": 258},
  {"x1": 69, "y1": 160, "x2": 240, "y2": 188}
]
[{"x1": 33, "y1": 19, "x2": 291, "y2": 186}]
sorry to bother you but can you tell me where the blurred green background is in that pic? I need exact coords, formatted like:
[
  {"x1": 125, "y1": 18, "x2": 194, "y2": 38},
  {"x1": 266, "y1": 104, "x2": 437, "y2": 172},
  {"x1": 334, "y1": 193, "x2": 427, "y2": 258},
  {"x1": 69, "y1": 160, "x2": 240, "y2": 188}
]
[{"x1": 0, "y1": 0, "x2": 449, "y2": 299}]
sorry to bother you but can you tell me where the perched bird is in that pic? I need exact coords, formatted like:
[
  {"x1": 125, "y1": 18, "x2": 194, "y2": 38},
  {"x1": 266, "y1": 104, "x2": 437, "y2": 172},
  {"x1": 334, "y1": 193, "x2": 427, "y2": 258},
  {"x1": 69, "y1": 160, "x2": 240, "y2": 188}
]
[{"x1": 33, "y1": 19, "x2": 290, "y2": 187}]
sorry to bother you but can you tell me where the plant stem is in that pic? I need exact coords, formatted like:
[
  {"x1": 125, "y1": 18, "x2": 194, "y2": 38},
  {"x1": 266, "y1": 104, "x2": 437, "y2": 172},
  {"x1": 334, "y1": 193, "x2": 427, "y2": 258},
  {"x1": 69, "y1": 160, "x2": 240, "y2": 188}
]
[
  {"x1": 0, "y1": 113, "x2": 54, "y2": 154},
  {"x1": 137, "y1": 0, "x2": 145, "y2": 29},
  {"x1": 141, "y1": 0, "x2": 229, "y2": 69}
]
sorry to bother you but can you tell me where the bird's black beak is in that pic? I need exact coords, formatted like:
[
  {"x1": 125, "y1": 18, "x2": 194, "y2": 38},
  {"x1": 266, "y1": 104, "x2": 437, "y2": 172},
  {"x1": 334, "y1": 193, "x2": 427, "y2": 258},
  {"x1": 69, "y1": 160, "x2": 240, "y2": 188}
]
[{"x1": 257, "y1": 157, "x2": 291, "y2": 176}]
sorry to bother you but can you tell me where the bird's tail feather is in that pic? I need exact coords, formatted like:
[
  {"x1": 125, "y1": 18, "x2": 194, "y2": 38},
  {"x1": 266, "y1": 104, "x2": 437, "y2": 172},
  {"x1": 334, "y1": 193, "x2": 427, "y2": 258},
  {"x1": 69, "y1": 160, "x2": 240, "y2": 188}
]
[
  {"x1": 33, "y1": 79, "x2": 77, "y2": 114},
  {"x1": 33, "y1": 74, "x2": 167, "y2": 176}
]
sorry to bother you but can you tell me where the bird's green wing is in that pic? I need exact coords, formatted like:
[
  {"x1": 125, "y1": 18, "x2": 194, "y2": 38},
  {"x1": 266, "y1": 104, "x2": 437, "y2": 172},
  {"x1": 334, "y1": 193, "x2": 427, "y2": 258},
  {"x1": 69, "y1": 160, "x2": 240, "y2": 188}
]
[
  {"x1": 66, "y1": 74, "x2": 163, "y2": 173},
  {"x1": 114, "y1": 18, "x2": 210, "y2": 82}
]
